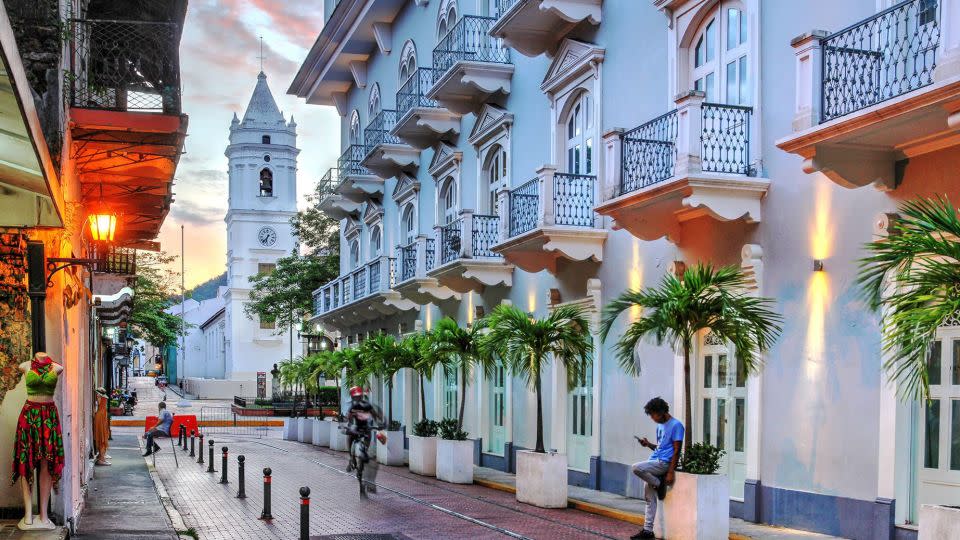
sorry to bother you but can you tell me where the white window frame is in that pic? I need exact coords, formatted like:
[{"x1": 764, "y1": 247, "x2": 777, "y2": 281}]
[
  {"x1": 349, "y1": 110, "x2": 361, "y2": 146},
  {"x1": 439, "y1": 177, "x2": 458, "y2": 225},
  {"x1": 437, "y1": 0, "x2": 458, "y2": 40},
  {"x1": 369, "y1": 225, "x2": 383, "y2": 260},
  {"x1": 368, "y1": 83, "x2": 382, "y2": 118},
  {"x1": 469, "y1": 104, "x2": 513, "y2": 215},
  {"x1": 689, "y1": 1, "x2": 750, "y2": 105},
  {"x1": 399, "y1": 40, "x2": 418, "y2": 86},
  {"x1": 400, "y1": 203, "x2": 417, "y2": 246},
  {"x1": 562, "y1": 90, "x2": 595, "y2": 176}
]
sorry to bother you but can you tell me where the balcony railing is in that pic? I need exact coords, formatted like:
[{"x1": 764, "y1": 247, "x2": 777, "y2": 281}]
[
  {"x1": 337, "y1": 144, "x2": 372, "y2": 176},
  {"x1": 68, "y1": 18, "x2": 182, "y2": 114},
  {"x1": 90, "y1": 244, "x2": 137, "y2": 275},
  {"x1": 397, "y1": 68, "x2": 439, "y2": 120},
  {"x1": 508, "y1": 179, "x2": 539, "y2": 237},
  {"x1": 473, "y1": 214, "x2": 501, "y2": 257},
  {"x1": 433, "y1": 15, "x2": 510, "y2": 77},
  {"x1": 619, "y1": 110, "x2": 678, "y2": 196},
  {"x1": 312, "y1": 257, "x2": 396, "y2": 317},
  {"x1": 318, "y1": 168, "x2": 340, "y2": 197},
  {"x1": 364, "y1": 109, "x2": 403, "y2": 151},
  {"x1": 440, "y1": 219, "x2": 462, "y2": 265},
  {"x1": 438, "y1": 214, "x2": 504, "y2": 265},
  {"x1": 554, "y1": 173, "x2": 597, "y2": 227},
  {"x1": 702, "y1": 104, "x2": 752, "y2": 174},
  {"x1": 820, "y1": 0, "x2": 940, "y2": 122},
  {"x1": 399, "y1": 241, "x2": 417, "y2": 282},
  {"x1": 493, "y1": 0, "x2": 520, "y2": 19}
]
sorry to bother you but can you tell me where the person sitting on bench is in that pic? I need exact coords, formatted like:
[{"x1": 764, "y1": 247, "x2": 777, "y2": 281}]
[{"x1": 143, "y1": 402, "x2": 173, "y2": 456}]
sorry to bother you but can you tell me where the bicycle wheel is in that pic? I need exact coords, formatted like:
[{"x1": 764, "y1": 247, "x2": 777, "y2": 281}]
[{"x1": 357, "y1": 456, "x2": 366, "y2": 497}]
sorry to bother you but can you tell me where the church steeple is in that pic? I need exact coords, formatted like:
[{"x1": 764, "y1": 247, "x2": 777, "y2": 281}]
[{"x1": 241, "y1": 71, "x2": 285, "y2": 126}]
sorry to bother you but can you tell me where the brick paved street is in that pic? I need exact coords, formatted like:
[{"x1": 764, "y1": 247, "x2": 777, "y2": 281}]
[{"x1": 143, "y1": 428, "x2": 641, "y2": 540}]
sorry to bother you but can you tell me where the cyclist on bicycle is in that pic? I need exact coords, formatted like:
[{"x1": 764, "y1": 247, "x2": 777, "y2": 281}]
[{"x1": 345, "y1": 386, "x2": 384, "y2": 475}]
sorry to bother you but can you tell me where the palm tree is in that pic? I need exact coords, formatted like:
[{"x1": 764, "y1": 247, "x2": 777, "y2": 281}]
[
  {"x1": 483, "y1": 305, "x2": 591, "y2": 454},
  {"x1": 360, "y1": 333, "x2": 416, "y2": 426},
  {"x1": 858, "y1": 196, "x2": 960, "y2": 400},
  {"x1": 404, "y1": 332, "x2": 436, "y2": 422},
  {"x1": 600, "y1": 263, "x2": 782, "y2": 454},
  {"x1": 429, "y1": 317, "x2": 496, "y2": 430}
]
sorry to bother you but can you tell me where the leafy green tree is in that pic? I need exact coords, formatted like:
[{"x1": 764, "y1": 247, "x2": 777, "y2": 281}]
[
  {"x1": 244, "y1": 252, "x2": 337, "y2": 333},
  {"x1": 483, "y1": 305, "x2": 591, "y2": 453},
  {"x1": 600, "y1": 264, "x2": 782, "y2": 454},
  {"x1": 407, "y1": 333, "x2": 441, "y2": 422},
  {"x1": 129, "y1": 251, "x2": 184, "y2": 348},
  {"x1": 293, "y1": 180, "x2": 340, "y2": 257},
  {"x1": 858, "y1": 197, "x2": 960, "y2": 400},
  {"x1": 429, "y1": 318, "x2": 496, "y2": 430},
  {"x1": 360, "y1": 333, "x2": 417, "y2": 425}
]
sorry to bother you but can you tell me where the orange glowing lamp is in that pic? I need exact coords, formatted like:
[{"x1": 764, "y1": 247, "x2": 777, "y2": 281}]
[{"x1": 88, "y1": 212, "x2": 117, "y2": 242}]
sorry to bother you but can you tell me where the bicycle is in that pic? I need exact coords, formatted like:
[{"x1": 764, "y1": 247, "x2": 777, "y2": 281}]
[{"x1": 341, "y1": 425, "x2": 386, "y2": 497}]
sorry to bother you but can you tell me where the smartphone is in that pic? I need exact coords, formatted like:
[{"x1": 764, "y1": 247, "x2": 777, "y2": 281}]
[{"x1": 634, "y1": 435, "x2": 642, "y2": 443}]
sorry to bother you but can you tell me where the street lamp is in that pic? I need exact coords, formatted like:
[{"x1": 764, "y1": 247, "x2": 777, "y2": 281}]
[{"x1": 87, "y1": 212, "x2": 117, "y2": 242}]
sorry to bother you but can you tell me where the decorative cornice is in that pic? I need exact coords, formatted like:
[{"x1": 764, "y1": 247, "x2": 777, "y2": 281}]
[
  {"x1": 344, "y1": 216, "x2": 362, "y2": 239},
  {"x1": 428, "y1": 143, "x2": 462, "y2": 178},
  {"x1": 468, "y1": 104, "x2": 514, "y2": 148},
  {"x1": 392, "y1": 173, "x2": 420, "y2": 203},
  {"x1": 540, "y1": 39, "x2": 605, "y2": 96},
  {"x1": 362, "y1": 200, "x2": 384, "y2": 225}
]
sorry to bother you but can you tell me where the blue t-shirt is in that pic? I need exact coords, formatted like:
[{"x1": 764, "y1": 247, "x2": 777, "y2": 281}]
[
  {"x1": 156, "y1": 410, "x2": 173, "y2": 435},
  {"x1": 649, "y1": 417, "x2": 684, "y2": 463}
]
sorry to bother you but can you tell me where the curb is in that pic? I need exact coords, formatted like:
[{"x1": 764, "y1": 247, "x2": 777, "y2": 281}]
[
  {"x1": 141, "y1": 439, "x2": 191, "y2": 538},
  {"x1": 111, "y1": 419, "x2": 285, "y2": 427}
]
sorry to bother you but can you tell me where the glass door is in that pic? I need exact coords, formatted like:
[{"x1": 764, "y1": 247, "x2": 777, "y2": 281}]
[
  {"x1": 698, "y1": 333, "x2": 747, "y2": 499},
  {"x1": 487, "y1": 366, "x2": 506, "y2": 454},
  {"x1": 916, "y1": 328, "x2": 960, "y2": 521},
  {"x1": 565, "y1": 92, "x2": 594, "y2": 175},
  {"x1": 567, "y1": 358, "x2": 593, "y2": 471}
]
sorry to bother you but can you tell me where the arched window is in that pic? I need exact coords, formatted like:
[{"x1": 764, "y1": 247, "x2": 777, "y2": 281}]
[
  {"x1": 484, "y1": 144, "x2": 507, "y2": 214},
  {"x1": 690, "y1": 2, "x2": 749, "y2": 105},
  {"x1": 369, "y1": 226, "x2": 382, "y2": 259},
  {"x1": 401, "y1": 204, "x2": 417, "y2": 245},
  {"x1": 262, "y1": 135, "x2": 271, "y2": 144},
  {"x1": 368, "y1": 84, "x2": 381, "y2": 118},
  {"x1": 564, "y1": 92, "x2": 594, "y2": 175},
  {"x1": 439, "y1": 178, "x2": 457, "y2": 224},
  {"x1": 258, "y1": 168, "x2": 273, "y2": 197},
  {"x1": 349, "y1": 240, "x2": 360, "y2": 269},
  {"x1": 437, "y1": 0, "x2": 458, "y2": 39},
  {"x1": 399, "y1": 41, "x2": 418, "y2": 86},
  {"x1": 349, "y1": 110, "x2": 361, "y2": 146}
]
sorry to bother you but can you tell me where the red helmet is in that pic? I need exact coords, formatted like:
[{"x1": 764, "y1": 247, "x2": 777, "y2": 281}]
[{"x1": 349, "y1": 386, "x2": 364, "y2": 398}]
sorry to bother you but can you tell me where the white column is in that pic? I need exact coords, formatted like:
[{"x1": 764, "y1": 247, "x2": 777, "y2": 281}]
[
  {"x1": 460, "y1": 209, "x2": 474, "y2": 258},
  {"x1": 601, "y1": 128, "x2": 624, "y2": 203},
  {"x1": 741, "y1": 244, "x2": 764, "y2": 483},
  {"x1": 537, "y1": 165, "x2": 557, "y2": 228},
  {"x1": 935, "y1": 0, "x2": 960, "y2": 80},
  {"x1": 496, "y1": 188, "x2": 511, "y2": 241},
  {"x1": 789, "y1": 31, "x2": 828, "y2": 131},
  {"x1": 673, "y1": 91, "x2": 705, "y2": 177},
  {"x1": 415, "y1": 234, "x2": 428, "y2": 278}
]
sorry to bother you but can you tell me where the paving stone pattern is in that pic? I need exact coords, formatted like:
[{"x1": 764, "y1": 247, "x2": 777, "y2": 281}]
[{"x1": 149, "y1": 431, "x2": 643, "y2": 540}]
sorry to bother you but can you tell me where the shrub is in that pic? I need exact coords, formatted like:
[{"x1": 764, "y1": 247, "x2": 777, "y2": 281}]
[
  {"x1": 386, "y1": 420, "x2": 402, "y2": 431},
  {"x1": 253, "y1": 398, "x2": 272, "y2": 407},
  {"x1": 678, "y1": 442, "x2": 725, "y2": 475},
  {"x1": 437, "y1": 418, "x2": 468, "y2": 441},
  {"x1": 412, "y1": 419, "x2": 438, "y2": 437},
  {"x1": 108, "y1": 399, "x2": 120, "y2": 408},
  {"x1": 316, "y1": 386, "x2": 340, "y2": 407}
]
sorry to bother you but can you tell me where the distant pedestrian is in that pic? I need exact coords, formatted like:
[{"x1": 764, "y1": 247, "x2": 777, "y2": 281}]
[
  {"x1": 142, "y1": 402, "x2": 173, "y2": 456},
  {"x1": 630, "y1": 397, "x2": 684, "y2": 539}
]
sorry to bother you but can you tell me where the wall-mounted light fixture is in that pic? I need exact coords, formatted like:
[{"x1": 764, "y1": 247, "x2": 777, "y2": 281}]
[{"x1": 813, "y1": 259, "x2": 824, "y2": 272}]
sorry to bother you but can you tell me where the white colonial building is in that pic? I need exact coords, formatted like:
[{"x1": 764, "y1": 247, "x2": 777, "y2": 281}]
[{"x1": 289, "y1": 0, "x2": 960, "y2": 537}]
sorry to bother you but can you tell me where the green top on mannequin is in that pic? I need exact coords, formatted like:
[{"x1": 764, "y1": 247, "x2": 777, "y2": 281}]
[{"x1": 26, "y1": 357, "x2": 58, "y2": 396}]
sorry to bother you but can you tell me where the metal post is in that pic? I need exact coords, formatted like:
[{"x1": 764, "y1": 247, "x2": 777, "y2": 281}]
[
  {"x1": 190, "y1": 430, "x2": 195, "y2": 457},
  {"x1": 178, "y1": 425, "x2": 184, "y2": 447},
  {"x1": 197, "y1": 433, "x2": 204, "y2": 464},
  {"x1": 259, "y1": 468, "x2": 273, "y2": 520},
  {"x1": 237, "y1": 455, "x2": 246, "y2": 498},
  {"x1": 182, "y1": 426, "x2": 189, "y2": 452},
  {"x1": 207, "y1": 440, "x2": 215, "y2": 473},
  {"x1": 299, "y1": 487, "x2": 310, "y2": 540},
  {"x1": 220, "y1": 447, "x2": 229, "y2": 484}
]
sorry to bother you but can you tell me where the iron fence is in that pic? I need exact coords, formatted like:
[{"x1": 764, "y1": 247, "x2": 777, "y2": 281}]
[
  {"x1": 701, "y1": 103, "x2": 752, "y2": 174},
  {"x1": 433, "y1": 15, "x2": 510, "y2": 77},
  {"x1": 821, "y1": 0, "x2": 940, "y2": 122},
  {"x1": 338, "y1": 144, "x2": 372, "y2": 176},
  {"x1": 620, "y1": 110, "x2": 678, "y2": 196},
  {"x1": 90, "y1": 244, "x2": 136, "y2": 275},
  {"x1": 554, "y1": 173, "x2": 596, "y2": 227},
  {"x1": 364, "y1": 109, "x2": 402, "y2": 152},
  {"x1": 318, "y1": 168, "x2": 340, "y2": 197},
  {"x1": 399, "y1": 242, "x2": 417, "y2": 282},
  {"x1": 352, "y1": 267, "x2": 367, "y2": 299},
  {"x1": 441, "y1": 219, "x2": 462, "y2": 264},
  {"x1": 369, "y1": 258, "x2": 382, "y2": 293},
  {"x1": 199, "y1": 406, "x2": 269, "y2": 439},
  {"x1": 425, "y1": 238, "x2": 436, "y2": 271},
  {"x1": 509, "y1": 179, "x2": 539, "y2": 237},
  {"x1": 493, "y1": 0, "x2": 520, "y2": 19},
  {"x1": 473, "y1": 215, "x2": 502, "y2": 257},
  {"x1": 68, "y1": 18, "x2": 182, "y2": 114},
  {"x1": 397, "y1": 68, "x2": 439, "y2": 120}
]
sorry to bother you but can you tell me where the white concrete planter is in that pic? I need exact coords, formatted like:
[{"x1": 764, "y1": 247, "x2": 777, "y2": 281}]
[
  {"x1": 653, "y1": 472, "x2": 729, "y2": 540},
  {"x1": 919, "y1": 504, "x2": 960, "y2": 540},
  {"x1": 297, "y1": 418, "x2": 314, "y2": 444},
  {"x1": 312, "y1": 419, "x2": 331, "y2": 447},
  {"x1": 435, "y1": 439, "x2": 473, "y2": 484},
  {"x1": 283, "y1": 417, "x2": 299, "y2": 440},
  {"x1": 375, "y1": 429, "x2": 406, "y2": 466},
  {"x1": 408, "y1": 435, "x2": 437, "y2": 476},
  {"x1": 515, "y1": 451, "x2": 568, "y2": 508},
  {"x1": 329, "y1": 421, "x2": 349, "y2": 451}
]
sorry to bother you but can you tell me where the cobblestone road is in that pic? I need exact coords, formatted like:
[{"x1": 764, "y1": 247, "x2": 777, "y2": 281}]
[{"x1": 144, "y1": 429, "x2": 640, "y2": 540}]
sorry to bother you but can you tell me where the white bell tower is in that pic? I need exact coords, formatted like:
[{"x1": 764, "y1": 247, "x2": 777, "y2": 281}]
[{"x1": 222, "y1": 70, "x2": 299, "y2": 381}]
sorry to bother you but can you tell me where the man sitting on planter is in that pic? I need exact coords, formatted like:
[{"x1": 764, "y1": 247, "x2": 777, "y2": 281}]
[{"x1": 630, "y1": 397, "x2": 684, "y2": 539}]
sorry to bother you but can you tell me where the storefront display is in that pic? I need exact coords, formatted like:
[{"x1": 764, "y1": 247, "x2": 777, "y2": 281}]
[{"x1": 0, "y1": 231, "x2": 31, "y2": 403}]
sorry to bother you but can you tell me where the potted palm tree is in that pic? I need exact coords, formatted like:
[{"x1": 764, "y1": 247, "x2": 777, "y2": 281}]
[
  {"x1": 858, "y1": 197, "x2": 960, "y2": 535},
  {"x1": 409, "y1": 332, "x2": 445, "y2": 476},
  {"x1": 361, "y1": 333, "x2": 410, "y2": 466},
  {"x1": 307, "y1": 351, "x2": 338, "y2": 447},
  {"x1": 278, "y1": 359, "x2": 301, "y2": 441},
  {"x1": 601, "y1": 263, "x2": 781, "y2": 537},
  {"x1": 483, "y1": 305, "x2": 592, "y2": 508},
  {"x1": 329, "y1": 348, "x2": 361, "y2": 452},
  {"x1": 429, "y1": 318, "x2": 496, "y2": 484}
]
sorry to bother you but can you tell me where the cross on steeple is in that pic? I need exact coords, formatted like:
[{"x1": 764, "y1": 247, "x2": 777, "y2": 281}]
[{"x1": 257, "y1": 36, "x2": 266, "y2": 72}]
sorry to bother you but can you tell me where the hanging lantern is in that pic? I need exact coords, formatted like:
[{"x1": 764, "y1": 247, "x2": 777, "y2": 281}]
[{"x1": 88, "y1": 212, "x2": 117, "y2": 242}]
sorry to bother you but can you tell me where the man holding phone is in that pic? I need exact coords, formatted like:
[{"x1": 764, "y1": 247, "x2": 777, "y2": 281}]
[{"x1": 629, "y1": 397, "x2": 684, "y2": 539}]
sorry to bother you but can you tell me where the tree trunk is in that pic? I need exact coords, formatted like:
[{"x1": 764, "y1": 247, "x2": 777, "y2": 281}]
[
  {"x1": 419, "y1": 372, "x2": 426, "y2": 421},
  {"x1": 534, "y1": 363, "x2": 545, "y2": 453},
  {"x1": 388, "y1": 379, "x2": 394, "y2": 425},
  {"x1": 457, "y1": 364, "x2": 467, "y2": 430},
  {"x1": 683, "y1": 341, "x2": 693, "y2": 456}
]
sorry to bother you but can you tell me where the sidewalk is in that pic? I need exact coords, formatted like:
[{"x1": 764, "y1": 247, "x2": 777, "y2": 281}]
[{"x1": 73, "y1": 432, "x2": 178, "y2": 539}]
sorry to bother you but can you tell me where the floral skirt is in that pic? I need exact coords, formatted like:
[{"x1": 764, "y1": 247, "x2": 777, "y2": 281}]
[{"x1": 12, "y1": 401, "x2": 64, "y2": 487}]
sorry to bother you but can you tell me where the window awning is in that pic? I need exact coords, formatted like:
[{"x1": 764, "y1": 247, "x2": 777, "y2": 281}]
[{"x1": 0, "y1": 3, "x2": 63, "y2": 228}]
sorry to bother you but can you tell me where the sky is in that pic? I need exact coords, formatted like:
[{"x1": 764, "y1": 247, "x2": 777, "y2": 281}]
[{"x1": 157, "y1": 0, "x2": 341, "y2": 288}]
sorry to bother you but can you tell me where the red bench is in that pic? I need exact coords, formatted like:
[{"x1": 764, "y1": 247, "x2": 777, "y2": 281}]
[{"x1": 144, "y1": 414, "x2": 198, "y2": 467}]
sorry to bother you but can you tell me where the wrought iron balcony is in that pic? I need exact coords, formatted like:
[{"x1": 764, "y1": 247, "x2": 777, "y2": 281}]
[
  {"x1": 90, "y1": 244, "x2": 137, "y2": 275},
  {"x1": 316, "y1": 167, "x2": 361, "y2": 219},
  {"x1": 430, "y1": 211, "x2": 512, "y2": 292},
  {"x1": 778, "y1": 0, "x2": 959, "y2": 191},
  {"x1": 392, "y1": 236, "x2": 459, "y2": 303},
  {"x1": 361, "y1": 109, "x2": 420, "y2": 178},
  {"x1": 392, "y1": 68, "x2": 461, "y2": 149},
  {"x1": 311, "y1": 257, "x2": 416, "y2": 325},
  {"x1": 429, "y1": 15, "x2": 514, "y2": 114},
  {"x1": 337, "y1": 144, "x2": 373, "y2": 177},
  {"x1": 492, "y1": 166, "x2": 606, "y2": 274},
  {"x1": 821, "y1": 0, "x2": 940, "y2": 122},
  {"x1": 67, "y1": 18, "x2": 182, "y2": 114},
  {"x1": 490, "y1": 0, "x2": 602, "y2": 58},
  {"x1": 598, "y1": 92, "x2": 768, "y2": 243},
  {"x1": 333, "y1": 145, "x2": 382, "y2": 198}
]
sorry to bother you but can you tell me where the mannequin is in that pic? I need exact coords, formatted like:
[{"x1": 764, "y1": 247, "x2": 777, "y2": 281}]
[
  {"x1": 13, "y1": 352, "x2": 64, "y2": 530},
  {"x1": 94, "y1": 387, "x2": 111, "y2": 466}
]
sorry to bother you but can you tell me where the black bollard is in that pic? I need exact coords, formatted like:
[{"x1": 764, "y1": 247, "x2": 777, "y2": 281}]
[
  {"x1": 178, "y1": 425, "x2": 184, "y2": 447},
  {"x1": 197, "y1": 433, "x2": 204, "y2": 465},
  {"x1": 299, "y1": 487, "x2": 310, "y2": 540},
  {"x1": 182, "y1": 427, "x2": 190, "y2": 452},
  {"x1": 190, "y1": 430, "x2": 196, "y2": 457},
  {"x1": 237, "y1": 455, "x2": 246, "y2": 498},
  {"x1": 219, "y1": 447, "x2": 229, "y2": 484},
  {"x1": 259, "y1": 468, "x2": 273, "y2": 520},
  {"x1": 207, "y1": 440, "x2": 216, "y2": 473}
]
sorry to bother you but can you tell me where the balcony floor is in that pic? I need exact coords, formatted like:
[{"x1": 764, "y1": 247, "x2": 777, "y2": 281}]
[
  {"x1": 490, "y1": 0, "x2": 602, "y2": 57},
  {"x1": 428, "y1": 61, "x2": 514, "y2": 115},
  {"x1": 362, "y1": 143, "x2": 420, "y2": 178},
  {"x1": 391, "y1": 107, "x2": 461, "y2": 150},
  {"x1": 427, "y1": 257, "x2": 514, "y2": 292},
  {"x1": 394, "y1": 277, "x2": 461, "y2": 304},
  {"x1": 310, "y1": 291, "x2": 418, "y2": 329},
  {"x1": 491, "y1": 226, "x2": 606, "y2": 274}
]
